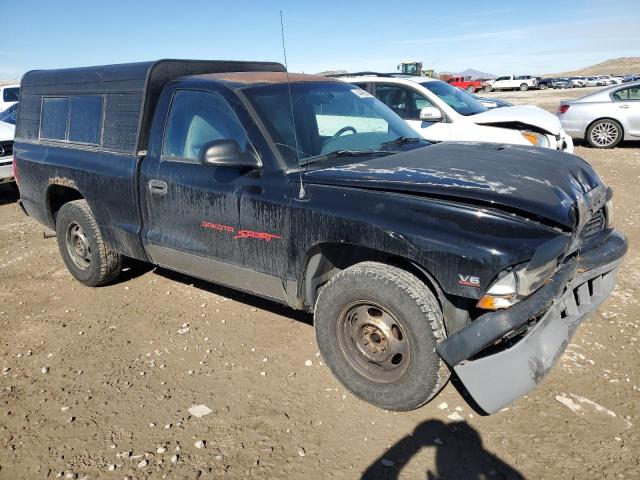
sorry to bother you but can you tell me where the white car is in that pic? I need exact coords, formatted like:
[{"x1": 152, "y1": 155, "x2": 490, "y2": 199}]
[
  {"x1": 599, "y1": 75, "x2": 624, "y2": 85},
  {"x1": 0, "y1": 84, "x2": 19, "y2": 112},
  {"x1": 338, "y1": 74, "x2": 574, "y2": 152},
  {"x1": 0, "y1": 119, "x2": 15, "y2": 184},
  {"x1": 486, "y1": 75, "x2": 537, "y2": 92},
  {"x1": 586, "y1": 77, "x2": 606, "y2": 87}
]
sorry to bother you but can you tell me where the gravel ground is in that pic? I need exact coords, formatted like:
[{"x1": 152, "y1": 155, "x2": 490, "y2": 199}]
[{"x1": 1, "y1": 88, "x2": 639, "y2": 479}]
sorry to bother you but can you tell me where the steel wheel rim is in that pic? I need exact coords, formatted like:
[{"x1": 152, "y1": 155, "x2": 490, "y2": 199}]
[
  {"x1": 591, "y1": 122, "x2": 619, "y2": 147},
  {"x1": 65, "y1": 222, "x2": 91, "y2": 270},
  {"x1": 336, "y1": 301, "x2": 410, "y2": 383}
]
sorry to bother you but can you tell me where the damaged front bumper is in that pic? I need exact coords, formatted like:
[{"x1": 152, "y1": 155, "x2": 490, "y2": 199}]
[{"x1": 437, "y1": 229, "x2": 627, "y2": 414}]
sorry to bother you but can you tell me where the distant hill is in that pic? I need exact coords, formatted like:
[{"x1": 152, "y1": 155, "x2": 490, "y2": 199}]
[
  {"x1": 550, "y1": 57, "x2": 640, "y2": 76},
  {"x1": 439, "y1": 68, "x2": 496, "y2": 79},
  {"x1": 457, "y1": 68, "x2": 496, "y2": 79}
]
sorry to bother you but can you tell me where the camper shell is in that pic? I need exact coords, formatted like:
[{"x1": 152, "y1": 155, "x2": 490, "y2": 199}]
[{"x1": 16, "y1": 59, "x2": 286, "y2": 154}]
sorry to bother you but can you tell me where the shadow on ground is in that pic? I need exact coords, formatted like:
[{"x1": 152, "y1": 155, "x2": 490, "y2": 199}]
[
  {"x1": 0, "y1": 182, "x2": 19, "y2": 206},
  {"x1": 362, "y1": 420, "x2": 524, "y2": 480}
]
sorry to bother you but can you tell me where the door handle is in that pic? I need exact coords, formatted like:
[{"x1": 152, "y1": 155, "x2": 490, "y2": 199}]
[
  {"x1": 148, "y1": 179, "x2": 168, "y2": 196},
  {"x1": 619, "y1": 104, "x2": 630, "y2": 109}
]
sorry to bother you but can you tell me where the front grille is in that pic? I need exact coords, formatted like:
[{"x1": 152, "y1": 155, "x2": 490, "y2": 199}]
[
  {"x1": 582, "y1": 208, "x2": 605, "y2": 237},
  {"x1": 0, "y1": 140, "x2": 13, "y2": 158}
]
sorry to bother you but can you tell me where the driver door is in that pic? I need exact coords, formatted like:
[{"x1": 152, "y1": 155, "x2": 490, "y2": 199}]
[{"x1": 141, "y1": 87, "x2": 291, "y2": 302}]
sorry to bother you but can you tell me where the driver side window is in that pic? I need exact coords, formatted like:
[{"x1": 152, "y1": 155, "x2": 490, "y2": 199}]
[
  {"x1": 373, "y1": 84, "x2": 432, "y2": 120},
  {"x1": 162, "y1": 90, "x2": 248, "y2": 163}
]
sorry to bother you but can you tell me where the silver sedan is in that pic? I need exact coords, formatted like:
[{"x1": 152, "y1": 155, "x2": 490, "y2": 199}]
[{"x1": 557, "y1": 81, "x2": 640, "y2": 148}]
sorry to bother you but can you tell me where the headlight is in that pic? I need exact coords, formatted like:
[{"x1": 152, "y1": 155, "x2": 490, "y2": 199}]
[
  {"x1": 521, "y1": 131, "x2": 550, "y2": 148},
  {"x1": 477, "y1": 257, "x2": 557, "y2": 310}
]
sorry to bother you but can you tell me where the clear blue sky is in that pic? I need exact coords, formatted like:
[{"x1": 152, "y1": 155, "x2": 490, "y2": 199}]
[{"x1": 1, "y1": 0, "x2": 639, "y2": 80}]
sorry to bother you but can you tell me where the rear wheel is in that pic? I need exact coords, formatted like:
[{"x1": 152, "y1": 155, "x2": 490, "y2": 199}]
[
  {"x1": 484, "y1": 85, "x2": 493, "y2": 92},
  {"x1": 539, "y1": 83, "x2": 548, "y2": 90},
  {"x1": 55, "y1": 200, "x2": 122, "y2": 286},
  {"x1": 586, "y1": 119, "x2": 623, "y2": 148},
  {"x1": 466, "y1": 85, "x2": 476, "y2": 93},
  {"x1": 314, "y1": 262, "x2": 449, "y2": 411},
  {"x1": 519, "y1": 83, "x2": 529, "y2": 91}
]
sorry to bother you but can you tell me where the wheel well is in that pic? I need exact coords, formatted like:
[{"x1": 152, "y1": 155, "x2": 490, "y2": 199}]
[
  {"x1": 587, "y1": 117, "x2": 624, "y2": 135},
  {"x1": 302, "y1": 243, "x2": 441, "y2": 310},
  {"x1": 47, "y1": 185, "x2": 84, "y2": 226}
]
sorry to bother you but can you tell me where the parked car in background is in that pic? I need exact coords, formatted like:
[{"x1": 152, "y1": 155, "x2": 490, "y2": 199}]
[
  {"x1": 0, "y1": 84, "x2": 20, "y2": 112},
  {"x1": 569, "y1": 77, "x2": 587, "y2": 88},
  {"x1": 558, "y1": 81, "x2": 640, "y2": 148},
  {"x1": 0, "y1": 119, "x2": 15, "y2": 185},
  {"x1": 586, "y1": 77, "x2": 606, "y2": 87},
  {"x1": 599, "y1": 75, "x2": 624, "y2": 85},
  {"x1": 442, "y1": 75, "x2": 486, "y2": 93},
  {"x1": 552, "y1": 78, "x2": 572, "y2": 89},
  {"x1": 623, "y1": 75, "x2": 640, "y2": 83},
  {"x1": 485, "y1": 75, "x2": 537, "y2": 91},
  {"x1": 535, "y1": 78, "x2": 555, "y2": 90},
  {"x1": 337, "y1": 73, "x2": 573, "y2": 152}
]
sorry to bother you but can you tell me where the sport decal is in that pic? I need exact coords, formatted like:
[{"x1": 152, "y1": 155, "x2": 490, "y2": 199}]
[{"x1": 201, "y1": 221, "x2": 282, "y2": 242}]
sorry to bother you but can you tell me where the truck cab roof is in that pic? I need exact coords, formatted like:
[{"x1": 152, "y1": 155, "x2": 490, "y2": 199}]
[{"x1": 187, "y1": 71, "x2": 338, "y2": 88}]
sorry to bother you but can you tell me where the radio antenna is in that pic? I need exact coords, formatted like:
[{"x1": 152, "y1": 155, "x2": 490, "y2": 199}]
[{"x1": 280, "y1": 10, "x2": 306, "y2": 199}]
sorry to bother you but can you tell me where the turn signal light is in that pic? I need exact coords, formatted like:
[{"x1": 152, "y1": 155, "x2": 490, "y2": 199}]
[{"x1": 557, "y1": 105, "x2": 570, "y2": 114}]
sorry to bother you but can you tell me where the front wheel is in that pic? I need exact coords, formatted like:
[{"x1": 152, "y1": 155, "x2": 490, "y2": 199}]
[
  {"x1": 466, "y1": 85, "x2": 476, "y2": 93},
  {"x1": 539, "y1": 83, "x2": 548, "y2": 90},
  {"x1": 586, "y1": 119, "x2": 623, "y2": 148},
  {"x1": 484, "y1": 85, "x2": 493, "y2": 92},
  {"x1": 314, "y1": 262, "x2": 449, "y2": 411},
  {"x1": 55, "y1": 200, "x2": 123, "y2": 286},
  {"x1": 519, "y1": 83, "x2": 529, "y2": 91}
]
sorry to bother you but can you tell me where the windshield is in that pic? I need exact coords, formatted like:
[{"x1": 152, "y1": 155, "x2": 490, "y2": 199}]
[
  {"x1": 0, "y1": 103, "x2": 17, "y2": 125},
  {"x1": 419, "y1": 80, "x2": 488, "y2": 116},
  {"x1": 243, "y1": 81, "x2": 425, "y2": 167}
]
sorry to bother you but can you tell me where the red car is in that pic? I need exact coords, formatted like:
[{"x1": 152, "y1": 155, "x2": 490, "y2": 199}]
[{"x1": 442, "y1": 76, "x2": 486, "y2": 93}]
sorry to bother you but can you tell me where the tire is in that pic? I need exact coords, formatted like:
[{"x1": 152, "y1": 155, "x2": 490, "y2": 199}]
[
  {"x1": 519, "y1": 83, "x2": 529, "y2": 91},
  {"x1": 466, "y1": 85, "x2": 476, "y2": 93},
  {"x1": 586, "y1": 119, "x2": 623, "y2": 149},
  {"x1": 539, "y1": 83, "x2": 548, "y2": 90},
  {"x1": 55, "y1": 199, "x2": 122, "y2": 286},
  {"x1": 314, "y1": 261, "x2": 449, "y2": 411},
  {"x1": 484, "y1": 85, "x2": 493, "y2": 92}
]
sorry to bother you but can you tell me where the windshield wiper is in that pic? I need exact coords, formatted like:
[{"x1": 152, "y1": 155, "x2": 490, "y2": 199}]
[
  {"x1": 381, "y1": 136, "x2": 424, "y2": 148},
  {"x1": 299, "y1": 149, "x2": 398, "y2": 167}
]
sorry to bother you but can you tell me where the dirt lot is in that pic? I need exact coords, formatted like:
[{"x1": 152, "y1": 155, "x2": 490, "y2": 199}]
[{"x1": 1, "y1": 87, "x2": 639, "y2": 479}]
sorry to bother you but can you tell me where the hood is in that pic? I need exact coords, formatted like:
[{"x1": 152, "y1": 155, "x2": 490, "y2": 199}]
[
  {"x1": 304, "y1": 142, "x2": 603, "y2": 229},
  {"x1": 470, "y1": 105, "x2": 562, "y2": 135},
  {"x1": 0, "y1": 120, "x2": 14, "y2": 141}
]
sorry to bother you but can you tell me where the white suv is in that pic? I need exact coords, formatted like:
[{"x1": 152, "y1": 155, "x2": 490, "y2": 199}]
[
  {"x1": 337, "y1": 74, "x2": 574, "y2": 152},
  {"x1": 0, "y1": 84, "x2": 19, "y2": 112},
  {"x1": 487, "y1": 75, "x2": 537, "y2": 92}
]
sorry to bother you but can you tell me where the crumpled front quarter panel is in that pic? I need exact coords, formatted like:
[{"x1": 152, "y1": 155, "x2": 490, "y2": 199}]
[{"x1": 290, "y1": 181, "x2": 559, "y2": 299}]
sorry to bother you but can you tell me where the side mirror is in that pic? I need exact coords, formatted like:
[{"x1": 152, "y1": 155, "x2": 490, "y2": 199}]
[
  {"x1": 199, "y1": 139, "x2": 262, "y2": 170},
  {"x1": 419, "y1": 106, "x2": 443, "y2": 122}
]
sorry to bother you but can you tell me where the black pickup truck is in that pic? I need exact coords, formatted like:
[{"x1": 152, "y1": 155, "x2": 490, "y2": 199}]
[{"x1": 13, "y1": 60, "x2": 627, "y2": 413}]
